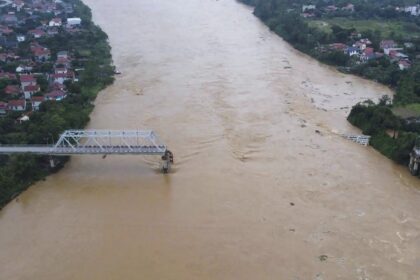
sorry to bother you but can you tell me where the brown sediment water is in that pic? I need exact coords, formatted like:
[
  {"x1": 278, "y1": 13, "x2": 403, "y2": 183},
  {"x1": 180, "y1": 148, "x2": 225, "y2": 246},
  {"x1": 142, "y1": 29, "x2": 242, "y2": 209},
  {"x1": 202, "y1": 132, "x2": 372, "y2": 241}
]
[{"x1": 1, "y1": 0, "x2": 419, "y2": 279}]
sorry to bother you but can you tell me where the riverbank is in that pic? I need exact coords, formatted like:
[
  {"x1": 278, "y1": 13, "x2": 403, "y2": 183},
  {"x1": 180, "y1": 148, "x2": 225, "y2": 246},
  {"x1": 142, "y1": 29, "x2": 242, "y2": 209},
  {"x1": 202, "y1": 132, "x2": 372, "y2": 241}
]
[
  {"x1": 239, "y1": 0, "x2": 420, "y2": 168},
  {"x1": 0, "y1": 0, "x2": 114, "y2": 208}
]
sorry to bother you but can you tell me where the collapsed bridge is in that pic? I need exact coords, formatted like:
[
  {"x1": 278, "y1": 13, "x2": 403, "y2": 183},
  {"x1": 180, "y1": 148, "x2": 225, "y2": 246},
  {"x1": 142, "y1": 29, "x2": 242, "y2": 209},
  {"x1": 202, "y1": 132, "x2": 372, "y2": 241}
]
[{"x1": 0, "y1": 130, "x2": 174, "y2": 173}]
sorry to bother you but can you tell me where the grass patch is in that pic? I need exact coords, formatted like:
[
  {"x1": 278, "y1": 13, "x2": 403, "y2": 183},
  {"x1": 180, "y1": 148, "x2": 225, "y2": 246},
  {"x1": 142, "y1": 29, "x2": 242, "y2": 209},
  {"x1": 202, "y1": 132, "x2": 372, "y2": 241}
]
[
  {"x1": 308, "y1": 18, "x2": 420, "y2": 39},
  {"x1": 393, "y1": 103, "x2": 420, "y2": 118}
]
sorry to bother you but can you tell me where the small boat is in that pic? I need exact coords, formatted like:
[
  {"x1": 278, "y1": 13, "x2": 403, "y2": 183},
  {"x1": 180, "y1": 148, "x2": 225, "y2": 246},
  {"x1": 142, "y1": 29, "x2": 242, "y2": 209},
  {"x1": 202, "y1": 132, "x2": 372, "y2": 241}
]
[{"x1": 114, "y1": 70, "x2": 122, "y2": 75}]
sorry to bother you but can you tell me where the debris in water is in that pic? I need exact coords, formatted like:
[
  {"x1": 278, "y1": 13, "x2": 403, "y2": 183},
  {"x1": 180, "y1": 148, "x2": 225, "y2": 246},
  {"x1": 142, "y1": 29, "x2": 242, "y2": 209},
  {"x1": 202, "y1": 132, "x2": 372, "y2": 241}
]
[{"x1": 319, "y1": 255, "x2": 328, "y2": 262}]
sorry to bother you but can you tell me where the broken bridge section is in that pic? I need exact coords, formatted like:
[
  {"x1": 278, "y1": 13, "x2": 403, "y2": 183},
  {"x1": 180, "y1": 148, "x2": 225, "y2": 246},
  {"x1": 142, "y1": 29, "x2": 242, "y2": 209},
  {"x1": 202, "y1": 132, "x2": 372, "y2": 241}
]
[{"x1": 0, "y1": 130, "x2": 174, "y2": 173}]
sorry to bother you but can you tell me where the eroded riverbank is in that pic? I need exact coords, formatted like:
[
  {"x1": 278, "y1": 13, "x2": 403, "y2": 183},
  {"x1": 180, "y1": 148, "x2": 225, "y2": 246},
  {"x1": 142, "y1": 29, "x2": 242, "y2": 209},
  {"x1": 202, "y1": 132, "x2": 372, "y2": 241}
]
[{"x1": 0, "y1": 0, "x2": 419, "y2": 279}]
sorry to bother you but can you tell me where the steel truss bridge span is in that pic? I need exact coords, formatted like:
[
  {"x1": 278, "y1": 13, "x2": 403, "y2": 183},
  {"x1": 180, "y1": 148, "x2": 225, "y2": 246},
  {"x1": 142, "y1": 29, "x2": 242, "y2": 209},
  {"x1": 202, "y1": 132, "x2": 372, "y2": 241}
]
[{"x1": 0, "y1": 130, "x2": 174, "y2": 173}]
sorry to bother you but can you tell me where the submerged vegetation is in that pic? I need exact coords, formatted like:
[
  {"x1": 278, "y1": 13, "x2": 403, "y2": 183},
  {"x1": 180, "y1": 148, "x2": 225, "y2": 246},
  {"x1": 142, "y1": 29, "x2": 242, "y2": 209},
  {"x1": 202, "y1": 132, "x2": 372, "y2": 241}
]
[{"x1": 0, "y1": 0, "x2": 114, "y2": 208}]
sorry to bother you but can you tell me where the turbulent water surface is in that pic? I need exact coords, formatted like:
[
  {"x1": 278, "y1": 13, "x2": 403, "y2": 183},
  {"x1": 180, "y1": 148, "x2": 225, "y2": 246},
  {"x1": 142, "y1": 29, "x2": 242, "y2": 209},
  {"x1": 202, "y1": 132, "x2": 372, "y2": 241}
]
[{"x1": 1, "y1": 0, "x2": 420, "y2": 279}]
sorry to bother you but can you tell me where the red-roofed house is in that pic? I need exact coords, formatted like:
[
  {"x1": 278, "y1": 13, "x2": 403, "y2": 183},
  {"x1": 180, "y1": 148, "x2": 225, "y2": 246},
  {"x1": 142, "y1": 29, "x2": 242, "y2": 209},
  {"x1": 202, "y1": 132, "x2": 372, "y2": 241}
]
[
  {"x1": 45, "y1": 90, "x2": 66, "y2": 101},
  {"x1": 51, "y1": 71, "x2": 74, "y2": 84},
  {"x1": 380, "y1": 40, "x2": 397, "y2": 50},
  {"x1": 55, "y1": 67, "x2": 67, "y2": 74},
  {"x1": 30, "y1": 96, "x2": 44, "y2": 111},
  {"x1": 361, "y1": 47, "x2": 376, "y2": 62},
  {"x1": 20, "y1": 74, "x2": 36, "y2": 88},
  {"x1": 0, "y1": 101, "x2": 7, "y2": 114},
  {"x1": 32, "y1": 47, "x2": 51, "y2": 62},
  {"x1": 7, "y1": 99, "x2": 26, "y2": 111},
  {"x1": 4, "y1": 85, "x2": 20, "y2": 96},
  {"x1": 49, "y1": 17, "x2": 62, "y2": 27},
  {"x1": 28, "y1": 29, "x2": 46, "y2": 39},
  {"x1": 398, "y1": 60, "x2": 411, "y2": 70},
  {"x1": 0, "y1": 72, "x2": 16, "y2": 80},
  {"x1": 330, "y1": 43, "x2": 347, "y2": 51},
  {"x1": 0, "y1": 25, "x2": 13, "y2": 35},
  {"x1": 23, "y1": 84, "x2": 40, "y2": 99},
  {"x1": 52, "y1": 82, "x2": 65, "y2": 91}
]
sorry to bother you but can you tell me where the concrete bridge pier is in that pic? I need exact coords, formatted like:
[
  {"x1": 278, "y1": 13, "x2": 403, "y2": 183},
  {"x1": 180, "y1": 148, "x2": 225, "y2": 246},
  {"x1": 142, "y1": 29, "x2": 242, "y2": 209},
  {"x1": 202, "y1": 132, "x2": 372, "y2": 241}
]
[
  {"x1": 409, "y1": 151, "x2": 419, "y2": 176},
  {"x1": 161, "y1": 150, "x2": 174, "y2": 174},
  {"x1": 49, "y1": 156, "x2": 56, "y2": 169}
]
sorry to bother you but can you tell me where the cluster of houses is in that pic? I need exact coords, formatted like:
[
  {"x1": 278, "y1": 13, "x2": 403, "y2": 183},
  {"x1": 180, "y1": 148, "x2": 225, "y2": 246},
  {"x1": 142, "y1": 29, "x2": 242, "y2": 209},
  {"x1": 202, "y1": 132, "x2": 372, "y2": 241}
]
[
  {"x1": 301, "y1": 3, "x2": 355, "y2": 18},
  {"x1": 0, "y1": 0, "x2": 82, "y2": 118},
  {"x1": 327, "y1": 38, "x2": 412, "y2": 70},
  {"x1": 302, "y1": 3, "x2": 420, "y2": 18},
  {"x1": 397, "y1": 5, "x2": 420, "y2": 16}
]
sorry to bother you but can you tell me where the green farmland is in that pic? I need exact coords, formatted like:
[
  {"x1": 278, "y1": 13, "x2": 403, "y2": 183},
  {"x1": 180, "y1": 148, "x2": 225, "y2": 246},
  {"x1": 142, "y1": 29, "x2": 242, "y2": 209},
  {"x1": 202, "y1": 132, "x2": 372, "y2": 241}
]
[{"x1": 308, "y1": 18, "x2": 420, "y2": 39}]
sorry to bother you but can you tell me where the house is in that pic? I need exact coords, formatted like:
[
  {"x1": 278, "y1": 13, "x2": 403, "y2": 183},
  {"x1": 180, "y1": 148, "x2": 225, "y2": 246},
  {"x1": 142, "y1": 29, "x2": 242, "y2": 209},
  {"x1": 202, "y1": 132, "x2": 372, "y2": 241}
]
[
  {"x1": 28, "y1": 29, "x2": 46, "y2": 38},
  {"x1": 51, "y1": 71, "x2": 74, "y2": 84},
  {"x1": 404, "y1": 6, "x2": 419, "y2": 16},
  {"x1": 47, "y1": 27, "x2": 59, "y2": 36},
  {"x1": 384, "y1": 47, "x2": 403, "y2": 55},
  {"x1": 20, "y1": 74, "x2": 37, "y2": 88},
  {"x1": 0, "y1": 25, "x2": 14, "y2": 35},
  {"x1": 49, "y1": 17, "x2": 62, "y2": 27},
  {"x1": 353, "y1": 41, "x2": 366, "y2": 51},
  {"x1": 16, "y1": 65, "x2": 33, "y2": 73},
  {"x1": 45, "y1": 90, "x2": 66, "y2": 101},
  {"x1": 57, "y1": 51, "x2": 69, "y2": 59},
  {"x1": 404, "y1": 42, "x2": 415, "y2": 49},
  {"x1": 30, "y1": 96, "x2": 44, "y2": 111},
  {"x1": 325, "y1": 5, "x2": 338, "y2": 12},
  {"x1": 67, "y1": 17, "x2": 82, "y2": 26},
  {"x1": 55, "y1": 67, "x2": 67, "y2": 74},
  {"x1": 0, "y1": 72, "x2": 17, "y2": 80},
  {"x1": 16, "y1": 35, "x2": 25, "y2": 42},
  {"x1": 302, "y1": 5, "x2": 316, "y2": 12},
  {"x1": 52, "y1": 82, "x2": 65, "y2": 91},
  {"x1": 380, "y1": 40, "x2": 397, "y2": 50},
  {"x1": 1, "y1": 15, "x2": 18, "y2": 27},
  {"x1": 0, "y1": 101, "x2": 7, "y2": 114},
  {"x1": 32, "y1": 47, "x2": 51, "y2": 62},
  {"x1": 0, "y1": 36, "x2": 18, "y2": 49},
  {"x1": 342, "y1": 3, "x2": 355, "y2": 12},
  {"x1": 61, "y1": 3, "x2": 74, "y2": 14},
  {"x1": 12, "y1": 0, "x2": 25, "y2": 12},
  {"x1": 18, "y1": 115, "x2": 30, "y2": 123},
  {"x1": 346, "y1": 47, "x2": 359, "y2": 56},
  {"x1": 4, "y1": 85, "x2": 20, "y2": 96},
  {"x1": 353, "y1": 39, "x2": 372, "y2": 51},
  {"x1": 55, "y1": 55, "x2": 71, "y2": 68},
  {"x1": 329, "y1": 43, "x2": 347, "y2": 51},
  {"x1": 7, "y1": 99, "x2": 26, "y2": 111},
  {"x1": 398, "y1": 60, "x2": 411, "y2": 70},
  {"x1": 23, "y1": 84, "x2": 40, "y2": 99},
  {"x1": 361, "y1": 47, "x2": 376, "y2": 62}
]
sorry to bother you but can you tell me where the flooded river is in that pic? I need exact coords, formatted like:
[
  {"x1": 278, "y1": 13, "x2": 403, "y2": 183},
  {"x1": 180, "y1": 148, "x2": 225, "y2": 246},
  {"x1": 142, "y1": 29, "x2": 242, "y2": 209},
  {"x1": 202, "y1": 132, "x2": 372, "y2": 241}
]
[{"x1": 1, "y1": 0, "x2": 420, "y2": 279}]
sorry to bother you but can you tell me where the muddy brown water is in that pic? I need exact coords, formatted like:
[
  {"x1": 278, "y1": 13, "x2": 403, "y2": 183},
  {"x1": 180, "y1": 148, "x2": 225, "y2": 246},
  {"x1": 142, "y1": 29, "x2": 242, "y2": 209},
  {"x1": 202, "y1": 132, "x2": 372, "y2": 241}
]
[{"x1": 1, "y1": 0, "x2": 420, "y2": 279}]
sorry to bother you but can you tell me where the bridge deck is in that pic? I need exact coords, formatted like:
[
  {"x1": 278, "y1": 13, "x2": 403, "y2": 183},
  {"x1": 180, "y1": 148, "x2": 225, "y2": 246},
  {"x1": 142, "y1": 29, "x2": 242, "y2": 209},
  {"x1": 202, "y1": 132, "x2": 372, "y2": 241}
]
[{"x1": 0, "y1": 145, "x2": 167, "y2": 155}]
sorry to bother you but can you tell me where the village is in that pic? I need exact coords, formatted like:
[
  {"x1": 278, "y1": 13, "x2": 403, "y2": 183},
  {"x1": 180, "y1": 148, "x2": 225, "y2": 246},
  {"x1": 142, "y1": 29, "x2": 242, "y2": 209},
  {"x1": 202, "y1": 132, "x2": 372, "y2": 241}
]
[
  {"x1": 300, "y1": 3, "x2": 420, "y2": 70},
  {"x1": 0, "y1": 0, "x2": 83, "y2": 121},
  {"x1": 326, "y1": 37, "x2": 412, "y2": 70}
]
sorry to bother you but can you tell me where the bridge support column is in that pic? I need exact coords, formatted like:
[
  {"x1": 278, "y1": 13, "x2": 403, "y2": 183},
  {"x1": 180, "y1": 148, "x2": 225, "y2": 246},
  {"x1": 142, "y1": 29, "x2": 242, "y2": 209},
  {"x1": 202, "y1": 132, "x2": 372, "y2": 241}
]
[
  {"x1": 49, "y1": 157, "x2": 56, "y2": 168},
  {"x1": 161, "y1": 150, "x2": 174, "y2": 174},
  {"x1": 409, "y1": 154, "x2": 419, "y2": 176}
]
